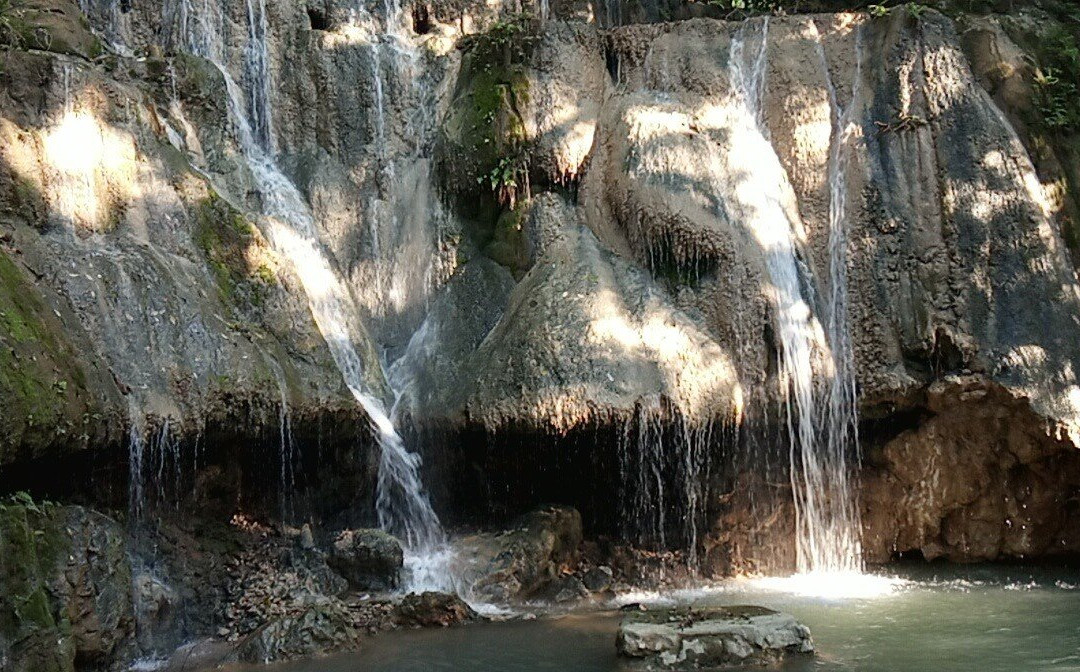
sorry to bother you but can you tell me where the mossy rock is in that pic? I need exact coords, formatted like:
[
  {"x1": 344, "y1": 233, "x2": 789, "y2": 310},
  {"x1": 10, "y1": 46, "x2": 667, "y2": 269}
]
[
  {"x1": 0, "y1": 500, "x2": 132, "y2": 672},
  {"x1": 194, "y1": 193, "x2": 278, "y2": 309},
  {"x1": 0, "y1": 250, "x2": 120, "y2": 464},
  {"x1": 437, "y1": 17, "x2": 534, "y2": 201},
  {"x1": 483, "y1": 202, "x2": 531, "y2": 278},
  {"x1": 2, "y1": 0, "x2": 103, "y2": 59}
]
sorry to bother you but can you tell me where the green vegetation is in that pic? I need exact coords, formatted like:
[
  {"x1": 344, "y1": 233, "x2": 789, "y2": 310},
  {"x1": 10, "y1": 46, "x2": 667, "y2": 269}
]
[
  {"x1": 1032, "y1": 27, "x2": 1080, "y2": 133},
  {"x1": 0, "y1": 495, "x2": 77, "y2": 672},
  {"x1": 0, "y1": 251, "x2": 95, "y2": 455},
  {"x1": 453, "y1": 12, "x2": 537, "y2": 207},
  {"x1": 194, "y1": 193, "x2": 278, "y2": 308}
]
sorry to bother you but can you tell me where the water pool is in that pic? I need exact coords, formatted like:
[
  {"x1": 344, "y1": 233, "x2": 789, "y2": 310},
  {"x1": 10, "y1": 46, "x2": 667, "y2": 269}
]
[{"x1": 226, "y1": 566, "x2": 1080, "y2": 671}]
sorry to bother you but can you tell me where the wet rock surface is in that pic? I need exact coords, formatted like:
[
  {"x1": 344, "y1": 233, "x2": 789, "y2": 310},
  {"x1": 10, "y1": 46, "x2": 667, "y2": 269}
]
[
  {"x1": 452, "y1": 505, "x2": 583, "y2": 602},
  {"x1": 617, "y1": 606, "x2": 814, "y2": 669},
  {"x1": 0, "y1": 501, "x2": 133, "y2": 672},
  {"x1": 393, "y1": 592, "x2": 478, "y2": 628},
  {"x1": 327, "y1": 528, "x2": 404, "y2": 591},
  {"x1": 236, "y1": 599, "x2": 359, "y2": 664}
]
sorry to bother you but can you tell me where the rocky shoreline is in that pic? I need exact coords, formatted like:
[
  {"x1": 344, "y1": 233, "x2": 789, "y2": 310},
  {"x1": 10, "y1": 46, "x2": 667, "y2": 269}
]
[{"x1": 2, "y1": 499, "x2": 687, "y2": 671}]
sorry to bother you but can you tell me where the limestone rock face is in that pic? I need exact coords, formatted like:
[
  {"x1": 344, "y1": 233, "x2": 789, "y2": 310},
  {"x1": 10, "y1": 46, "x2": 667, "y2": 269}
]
[
  {"x1": 0, "y1": 47, "x2": 375, "y2": 469},
  {"x1": 861, "y1": 376, "x2": 1080, "y2": 563},
  {"x1": 452, "y1": 505, "x2": 583, "y2": 602},
  {"x1": 327, "y1": 529, "x2": 404, "y2": 591},
  {"x1": 617, "y1": 606, "x2": 813, "y2": 669},
  {"x1": 0, "y1": 502, "x2": 133, "y2": 672}
]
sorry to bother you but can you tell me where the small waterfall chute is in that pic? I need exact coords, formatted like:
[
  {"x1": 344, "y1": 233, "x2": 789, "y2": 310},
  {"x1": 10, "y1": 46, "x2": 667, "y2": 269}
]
[
  {"x1": 175, "y1": 0, "x2": 447, "y2": 584},
  {"x1": 726, "y1": 18, "x2": 863, "y2": 577}
]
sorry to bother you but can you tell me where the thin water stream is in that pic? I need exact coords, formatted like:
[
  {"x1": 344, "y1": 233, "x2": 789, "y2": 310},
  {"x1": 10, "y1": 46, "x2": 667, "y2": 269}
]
[
  {"x1": 216, "y1": 566, "x2": 1080, "y2": 672},
  {"x1": 171, "y1": 0, "x2": 447, "y2": 571}
]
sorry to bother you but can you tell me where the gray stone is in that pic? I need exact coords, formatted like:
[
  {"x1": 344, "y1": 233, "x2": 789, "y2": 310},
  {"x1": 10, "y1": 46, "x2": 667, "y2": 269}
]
[
  {"x1": 0, "y1": 503, "x2": 133, "y2": 672},
  {"x1": 236, "y1": 599, "x2": 359, "y2": 664},
  {"x1": 582, "y1": 566, "x2": 614, "y2": 592},
  {"x1": 540, "y1": 575, "x2": 590, "y2": 603},
  {"x1": 617, "y1": 606, "x2": 813, "y2": 669},
  {"x1": 134, "y1": 573, "x2": 177, "y2": 652},
  {"x1": 393, "y1": 592, "x2": 477, "y2": 628},
  {"x1": 299, "y1": 524, "x2": 315, "y2": 550},
  {"x1": 327, "y1": 529, "x2": 404, "y2": 591}
]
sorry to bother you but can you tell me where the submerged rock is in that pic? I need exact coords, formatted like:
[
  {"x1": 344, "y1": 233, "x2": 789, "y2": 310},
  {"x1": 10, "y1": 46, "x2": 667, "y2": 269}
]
[
  {"x1": 393, "y1": 592, "x2": 477, "y2": 628},
  {"x1": 327, "y1": 529, "x2": 404, "y2": 591},
  {"x1": 616, "y1": 606, "x2": 813, "y2": 669}
]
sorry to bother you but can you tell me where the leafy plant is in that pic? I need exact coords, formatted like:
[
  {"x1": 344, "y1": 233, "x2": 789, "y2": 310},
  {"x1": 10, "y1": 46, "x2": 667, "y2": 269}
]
[
  {"x1": 705, "y1": 0, "x2": 778, "y2": 15},
  {"x1": 480, "y1": 154, "x2": 527, "y2": 207},
  {"x1": 1032, "y1": 28, "x2": 1080, "y2": 133},
  {"x1": 869, "y1": 3, "x2": 890, "y2": 16},
  {"x1": 3, "y1": 490, "x2": 48, "y2": 514},
  {"x1": 906, "y1": 2, "x2": 927, "y2": 18}
]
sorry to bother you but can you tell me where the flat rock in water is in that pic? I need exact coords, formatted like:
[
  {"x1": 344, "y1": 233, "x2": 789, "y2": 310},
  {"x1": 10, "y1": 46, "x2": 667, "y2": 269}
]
[{"x1": 616, "y1": 606, "x2": 813, "y2": 669}]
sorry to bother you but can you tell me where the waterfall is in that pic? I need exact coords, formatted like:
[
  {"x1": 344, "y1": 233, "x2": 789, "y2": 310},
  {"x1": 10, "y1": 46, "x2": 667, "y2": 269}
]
[
  {"x1": 817, "y1": 24, "x2": 865, "y2": 575},
  {"x1": 727, "y1": 19, "x2": 862, "y2": 575},
  {"x1": 243, "y1": 0, "x2": 274, "y2": 151},
  {"x1": 271, "y1": 366, "x2": 297, "y2": 522},
  {"x1": 178, "y1": 0, "x2": 445, "y2": 557}
]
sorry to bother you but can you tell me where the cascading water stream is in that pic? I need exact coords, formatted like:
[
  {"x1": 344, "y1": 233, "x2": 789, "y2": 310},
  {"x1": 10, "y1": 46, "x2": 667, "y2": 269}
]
[
  {"x1": 177, "y1": 1, "x2": 446, "y2": 576},
  {"x1": 727, "y1": 19, "x2": 862, "y2": 577},
  {"x1": 817, "y1": 24, "x2": 866, "y2": 576}
]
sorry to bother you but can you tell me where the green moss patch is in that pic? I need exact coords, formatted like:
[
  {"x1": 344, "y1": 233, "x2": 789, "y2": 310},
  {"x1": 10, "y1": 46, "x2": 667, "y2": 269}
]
[
  {"x1": 194, "y1": 193, "x2": 277, "y2": 309},
  {"x1": 0, "y1": 251, "x2": 105, "y2": 460},
  {"x1": 439, "y1": 14, "x2": 536, "y2": 206},
  {"x1": 0, "y1": 496, "x2": 75, "y2": 672}
]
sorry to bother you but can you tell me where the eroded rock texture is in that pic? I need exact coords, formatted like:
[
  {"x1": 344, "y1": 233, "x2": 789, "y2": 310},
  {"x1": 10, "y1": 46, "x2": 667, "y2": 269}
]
[{"x1": 0, "y1": 503, "x2": 133, "y2": 672}]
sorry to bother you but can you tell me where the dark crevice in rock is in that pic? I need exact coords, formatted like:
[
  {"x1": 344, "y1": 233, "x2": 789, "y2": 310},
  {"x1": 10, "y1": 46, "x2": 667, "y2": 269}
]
[
  {"x1": 415, "y1": 413, "x2": 794, "y2": 574},
  {"x1": 860, "y1": 404, "x2": 933, "y2": 452},
  {"x1": 0, "y1": 407, "x2": 378, "y2": 529},
  {"x1": 306, "y1": 6, "x2": 329, "y2": 31},
  {"x1": 412, "y1": 4, "x2": 432, "y2": 35}
]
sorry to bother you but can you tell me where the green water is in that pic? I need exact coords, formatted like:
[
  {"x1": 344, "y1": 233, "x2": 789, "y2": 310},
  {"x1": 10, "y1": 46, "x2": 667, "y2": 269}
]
[{"x1": 243, "y1": 566, "x2": 1080, "y2": 671}]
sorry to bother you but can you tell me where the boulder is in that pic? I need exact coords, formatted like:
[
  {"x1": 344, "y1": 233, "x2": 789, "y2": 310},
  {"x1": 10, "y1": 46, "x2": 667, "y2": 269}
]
[
  {"x1": 236, "y1": 599, "x2": 358, "y2": 664},
  {"x1": 326, "y1": 529, "x2": 403, "y2": 591},
  {"x1": 616, "y1": 606, "x2": 813, "y2": 670},
  {"x1": 0, "y1": 501, "x2": 133, "y2": 672},
  {"x1": 538, "y1": 575, "x2": 590, "y2": 603},
  {"x1": 582, "y1": 566, "x2": 614, "y2": 593},
  {"x1": 452, "y1": 505, "x2": 583, "y2": 602},
  {"x1": 393, "y1": 592, "x2": 477, "y2": 628}
]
